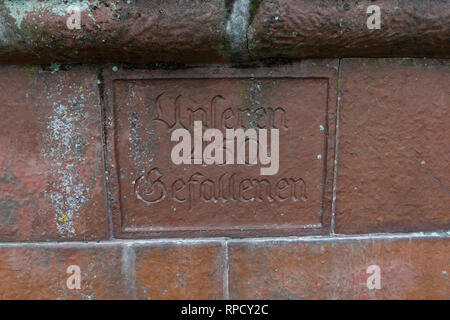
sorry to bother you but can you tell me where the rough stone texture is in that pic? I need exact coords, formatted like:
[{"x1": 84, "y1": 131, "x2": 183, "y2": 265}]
[
  {"x1": 0, "y1": 0, "x2": 227, "y2": 64},
  {"x1": 0, "y1": 245, "x2": 132, "y2": 299},
  {"x1": 0, "y1": 236, "x2": 447, "y2": 299},
  {"x1": 0, "y1": 242, "x2": 225, "y2": 300},
  {"x1": 103, "y1": 61, "x2": 337, "y2": 238},
  {"x1": 0, "y1": 66, "x2": 107, "y2": 241},
  {"x1": 0, "y1": 0, "x2": 448, "y2": 65},
  {"x1": 336, "y1": 59, "x2": 450, "y2": 234},
  {"x1": 248, "y1": 0, "x2": 450, "y2": 60},
  {"x1": 229, "y1": 238, "x2": 450, "y2": 299},
  {"x1": 134, "y1": 242, "x2": 225, "y2": 299}
]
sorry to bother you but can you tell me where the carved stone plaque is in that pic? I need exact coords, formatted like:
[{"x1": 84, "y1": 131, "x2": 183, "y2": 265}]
[{"x1": 105, "y1": 64, "x2": 337, "y2": 238}]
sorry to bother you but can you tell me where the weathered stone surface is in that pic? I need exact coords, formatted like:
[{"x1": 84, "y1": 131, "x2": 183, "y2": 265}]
[
  {"x1": 0, "y1": 0, "x2": 448, "y2": 65},
  {"x1": 229, "y1": 237, "x2": 450, "y2": 299},
  {"x1": 134, "y1": 242, "x2": 225, "y2": 299},
  {"x1": 0, "y1": 241, "x2": 225, "y2": 299},
  {"x1": 0, "y1": 66, "x2": 107, "y2": 240},
  {"x1": 336, "y1": 59, "x2": 450, "y2": 234},
  {"x1": 0, "y1": 236, "x2": 447, "y2": 299},
  {"x1": 0, "y1": 244, "x2": 132, "y2": 299},
  {"x1": 103, "y1": 61, "x2": 337, "y2": 238},
  {"x1": 248, "y1": 0, "x2": 450, "y2": 60},
  {"x1": 0, "y1": 0, "x2": 227, "y2": 64}
]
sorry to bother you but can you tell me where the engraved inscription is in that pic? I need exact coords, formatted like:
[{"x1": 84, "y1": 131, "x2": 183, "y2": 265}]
[
  {"x1": 154, "y1": 93, "x2": 288, "y2": 131},
  {"x1": 134, "y1": 167, "x2": 307, "y2": 212},
  {"x1": 111, "y1": 78, "x2": 330, "y2": 236}
]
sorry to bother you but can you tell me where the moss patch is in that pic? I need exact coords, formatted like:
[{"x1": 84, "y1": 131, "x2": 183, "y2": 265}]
[{"x1": 249, "y1": 0, "x2": 263, "y2": 23}]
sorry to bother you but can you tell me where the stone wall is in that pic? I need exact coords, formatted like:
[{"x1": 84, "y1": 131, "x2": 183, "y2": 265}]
[{"x1": 0, "y1": 1, "x2": 448, "y2": 299}]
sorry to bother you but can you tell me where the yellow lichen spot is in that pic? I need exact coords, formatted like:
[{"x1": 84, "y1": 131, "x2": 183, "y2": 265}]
[
  {"x1": 421, "y1": 160, "x2": 426, "y2": 165},
  {"x1": 24, "y1": 65, "x2": 39, "y2": 77},
  {"x1": 58, "y1": 215, "x2": 69, "y2": 222}
]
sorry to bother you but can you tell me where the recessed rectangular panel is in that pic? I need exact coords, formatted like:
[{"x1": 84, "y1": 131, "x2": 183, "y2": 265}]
[{"x1": 105, "y1": 64, "x2": 337, "y2": 238}]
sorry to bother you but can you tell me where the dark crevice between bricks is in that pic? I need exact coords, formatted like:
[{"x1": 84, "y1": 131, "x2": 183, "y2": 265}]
[{"x1": 96, "y1": 66, "x2": 113, "y2": 239}]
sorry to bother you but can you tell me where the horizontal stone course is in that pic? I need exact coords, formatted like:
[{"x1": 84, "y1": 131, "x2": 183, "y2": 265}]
[
  {"x1": 0, "y1": 235, "x2": 447, "y2": 299},
  {"x1": 0, "y1": 56, "x2": 448, "y2": 299},
  {"x1": 0, "y1": 241, "x2": 225, "y2": 299},
  {"x1": 228, "y1": 237, "x2": 450, "y2": 299},
  {"x1": 0, "y1": 0, "x2": 448, "y2": 64},
  {"x1": 1, "y1": 59, "x2": 449, "y2": 241}
]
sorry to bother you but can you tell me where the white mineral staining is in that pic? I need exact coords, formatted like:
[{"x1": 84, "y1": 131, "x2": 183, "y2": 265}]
[
  {"x1": 226, "y1": 0, "x2": 250, "y2": 58},
  {"x1": 4, "y1": 0, "x2": 91, "y2": 28},
  {"x1": 41, "y1": 78, "x2": 93, "y2": 237}
]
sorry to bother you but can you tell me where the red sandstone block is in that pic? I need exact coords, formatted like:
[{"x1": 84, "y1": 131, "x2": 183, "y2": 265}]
[
  {"x1": 134, "y1": 242, "x2": 225, "y2": 299},
  {"x1": 0, "y1": 0, "x2": 227, "y2": 64},
  {"x1": 229, "y1": 237, "x2": 450, "y2": 299},
  {"x1": 0, "y1": 1, "x2": 448, "y2": 64},
  {"x1": 0, "y1": 244, "x2": 132, "y2": 299},
  {"x1": 0, "y1": 242, "x2": 225, "y2": 300},
  {"x1": 248, "y1": 0, "x2": 450, "y2": 60},
  {"x1": 0, "y1": 66, "x2": 107, "y2": 240},
  {"x1": 103, "y1": 61, "x2": 338, "y2": 238},
  {"x1": 336, "y1": 59, "x2": 450, "y2": 234}
]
